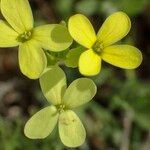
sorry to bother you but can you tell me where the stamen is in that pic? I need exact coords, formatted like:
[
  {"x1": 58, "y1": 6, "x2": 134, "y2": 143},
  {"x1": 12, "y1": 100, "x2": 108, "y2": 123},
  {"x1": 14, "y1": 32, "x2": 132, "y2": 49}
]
[
  {"x1": 92, "y1": 41, "x2": 104, "y2": 55},
  {"x1": 56, "y1": 104, "x2": 66, "y2": 113},
  {"x1": 17, "y1": 30, "x2": 32, "y2": 43}
]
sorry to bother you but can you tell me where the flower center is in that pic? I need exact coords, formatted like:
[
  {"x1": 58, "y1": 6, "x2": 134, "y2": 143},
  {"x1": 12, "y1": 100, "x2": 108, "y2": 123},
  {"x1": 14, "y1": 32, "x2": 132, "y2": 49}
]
[
  {"x1": 92, "y1": 41, "x2": 104, "y2": 55},
  {"x1": 56, "y1": 104, "x2": 66, "y2": 113},
  {"x1": 17, "y1": 30, "x2": 32, "y2": 43}
]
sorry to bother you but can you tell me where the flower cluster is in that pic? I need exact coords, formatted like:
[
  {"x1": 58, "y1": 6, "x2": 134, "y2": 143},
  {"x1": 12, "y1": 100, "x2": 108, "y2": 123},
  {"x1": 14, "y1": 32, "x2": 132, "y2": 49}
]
[{"x1": 0, "y1": 0, "x2": 143, "y2": 148}]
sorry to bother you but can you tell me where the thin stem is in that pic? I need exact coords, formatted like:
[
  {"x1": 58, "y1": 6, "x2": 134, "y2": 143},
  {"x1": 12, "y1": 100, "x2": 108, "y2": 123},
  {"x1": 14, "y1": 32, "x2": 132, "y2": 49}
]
[{"x1": 120, "y1": 112, "x2": 133, "y2": 150}]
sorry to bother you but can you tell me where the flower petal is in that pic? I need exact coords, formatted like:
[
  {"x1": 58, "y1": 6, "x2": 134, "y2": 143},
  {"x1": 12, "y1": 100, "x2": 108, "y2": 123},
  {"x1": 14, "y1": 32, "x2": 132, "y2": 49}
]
[
  {"x1": 101, "y1": 45, "x2": 143, "y2": 69},
  {"x1": 97, "y1": 11, "x2": 131, "y2": 47},
  {"x1": 0, "y1": 20, "x2": 19, "y2": 47},
  {"x1": 65, "y1": 46, "x2": 86, "y2": 68},
  {"x1": 1, "y1": 0, "x2": 33, "y2": 33},
  {"x1": 59, "y1": 110, "x2": 86, "y2": 147},
  {"x1": 62, "y1": 78, "x2": 97, "y2": 108},
  {"x1": 33, "y1": 24, "x2": 73, "y2": 52},
  {"x1": 19, "y1": 40, "x2": 47, "y2": 79},
  {"x1": 79, "y1": 49, "x2": 101, "y2": 76},
  {"x1": 39, "y1": 66, "x2": 67, "y2": 105},
  {"x1": 24, "y1": 106, "x2": 58, "y2": 139},
  {"x1": 68, "y1": 14, "x2": 97, "y2": 48}
]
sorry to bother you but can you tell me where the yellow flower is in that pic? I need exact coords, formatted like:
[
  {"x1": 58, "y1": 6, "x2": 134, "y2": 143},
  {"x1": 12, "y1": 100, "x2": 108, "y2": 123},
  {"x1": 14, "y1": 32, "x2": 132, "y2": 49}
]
[
  {"x1": 0, "y1": 0, "x2": 72, "y2": 79},
  {"x1": 68, "y1": 12, "x2": 142, "y2": 76},
  {"x1": 24, "y1": 66, "x2": 97, "y2": 147}
]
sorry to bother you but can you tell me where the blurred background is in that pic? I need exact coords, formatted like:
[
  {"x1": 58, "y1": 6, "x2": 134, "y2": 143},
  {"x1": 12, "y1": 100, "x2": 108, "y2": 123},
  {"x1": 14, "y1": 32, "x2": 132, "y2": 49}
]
[{"x1": 0, "y1": 0, "x2": 150, "y2": 150}]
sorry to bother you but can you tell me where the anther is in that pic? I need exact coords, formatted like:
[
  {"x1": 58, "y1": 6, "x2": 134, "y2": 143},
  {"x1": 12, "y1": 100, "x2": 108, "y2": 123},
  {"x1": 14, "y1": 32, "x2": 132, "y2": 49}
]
[
  {"x1": 92, "y1": 41, "x2": 104, "y2": 55},
  {"x1": 56, "y1": 104, "x2": 66, "y2": 113},
  {"x1": 17, "y1": 30, "x2": 32, "y2": 43}
]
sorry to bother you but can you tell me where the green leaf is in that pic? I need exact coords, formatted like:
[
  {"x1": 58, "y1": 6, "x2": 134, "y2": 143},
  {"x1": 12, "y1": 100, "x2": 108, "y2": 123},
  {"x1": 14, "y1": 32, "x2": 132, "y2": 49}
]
[
  {"x1": 46, "y1": 49, "x2": 69, "y2": 67},
  {"x1": 24, "y1": 106, "x2": 58, "y2": 139},
  {"x1": 62, "y1": 78, "x2": 97, "y2": 108},
  {"x1": 65, "y1": 46, "x2": 86, "y2": 68},
  {"x1": 45, "y1": 51, "x2": 59, "y2": 66},
  {"x1": 40, "y1": 66, "x2": 67, "y2": 105},
  {"x1": 59, "y1": 110, "x2": 86, "y2": 147}
]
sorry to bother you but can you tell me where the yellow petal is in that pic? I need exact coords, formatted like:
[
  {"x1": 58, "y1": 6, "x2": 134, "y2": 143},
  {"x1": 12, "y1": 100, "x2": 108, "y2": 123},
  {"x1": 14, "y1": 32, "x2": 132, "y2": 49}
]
[
  {"x1": 0, "y1": 20, "x2": 19, "y2": 47},
  {"x1": 68, "y1": 14, "x2": 97, "y2": 48},
  {"x1": 62, "y1": 78, "x2": 97, "y2": 109},
  {"x1": 19, "y1": 40, "x2": 47, "y2": 79},
  {"x1": 40, "y1": 66, "x2": 67, "y2": 105},
  {"x1": 79, "y1": 49, "x2": 101, "y2": 76},
  {"x1": 97, "y1": 11, "x2": 131, "y2": 47},
  {"x1": 59, "y1": 110, "x2": 86, "y2": 147},
  {"x1": 101, "y1": 45, "x2": 143, "y2": 69},
  {"x1": 33, "y1": 24, "x2": 73, "y2": 51},
  {"x1": 24, "y1": 106, "x2": 58, "y2": 139},
  {"x1": 1, "y1": 0, "x2": 34, "y2": 34}
]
